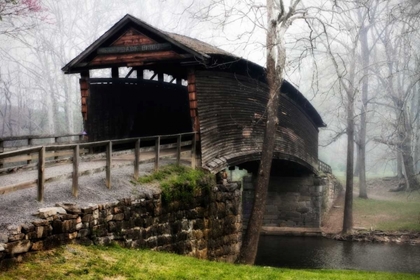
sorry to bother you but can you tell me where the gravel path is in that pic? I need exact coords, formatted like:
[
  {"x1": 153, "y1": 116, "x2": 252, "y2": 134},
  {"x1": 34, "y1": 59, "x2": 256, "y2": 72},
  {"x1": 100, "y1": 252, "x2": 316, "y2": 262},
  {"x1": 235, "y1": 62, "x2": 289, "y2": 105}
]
[{"x1": 0, "y1": 158, "x2": 182, "y2": 235}]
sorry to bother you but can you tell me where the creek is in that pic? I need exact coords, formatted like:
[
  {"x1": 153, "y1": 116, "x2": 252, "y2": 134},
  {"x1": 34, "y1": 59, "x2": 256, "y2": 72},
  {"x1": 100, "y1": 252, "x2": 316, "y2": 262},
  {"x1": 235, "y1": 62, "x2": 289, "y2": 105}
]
[{"x1": 255, "y1": 235, "x2": 420, "y2": 273}]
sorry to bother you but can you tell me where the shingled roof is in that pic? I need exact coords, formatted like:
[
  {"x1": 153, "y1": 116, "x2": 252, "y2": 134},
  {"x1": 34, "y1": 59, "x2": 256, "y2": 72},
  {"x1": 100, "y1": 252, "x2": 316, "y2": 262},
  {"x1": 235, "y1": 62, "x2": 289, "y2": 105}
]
[{"x1": 164, "y1": 32, "x2": 233, "y2": 57}]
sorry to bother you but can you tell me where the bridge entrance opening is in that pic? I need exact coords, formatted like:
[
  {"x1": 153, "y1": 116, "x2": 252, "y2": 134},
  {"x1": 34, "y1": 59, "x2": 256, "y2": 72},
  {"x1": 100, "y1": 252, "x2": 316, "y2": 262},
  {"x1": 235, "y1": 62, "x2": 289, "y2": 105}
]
[
  {"x1": 87, "y1": 78, "x2": 192, "y2": 142},
  {"x1": 226, "y1": 160, "x2": 321, "y2": 231}
]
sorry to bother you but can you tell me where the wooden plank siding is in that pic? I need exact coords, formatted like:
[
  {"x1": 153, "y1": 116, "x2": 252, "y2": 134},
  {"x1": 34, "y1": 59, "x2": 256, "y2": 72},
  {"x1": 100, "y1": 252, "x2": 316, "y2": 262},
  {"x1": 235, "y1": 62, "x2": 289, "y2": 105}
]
[
  {"x1": 112, "y1": 28, "x2": 156, "y2": 46},
  {"x1": 90, "y1": 50, "x2": 183, "y2": 66},
  {"x1": 195, "y1": 71, "x2": 319, "y2": 173}
]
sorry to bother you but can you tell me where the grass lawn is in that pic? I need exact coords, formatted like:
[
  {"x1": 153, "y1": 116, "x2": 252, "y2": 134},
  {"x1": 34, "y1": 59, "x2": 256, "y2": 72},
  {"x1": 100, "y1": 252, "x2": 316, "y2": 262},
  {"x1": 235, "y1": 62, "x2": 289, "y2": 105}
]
[
  {"x1": 354, "y1": 194, "x2": 420, "y2": 231},
  {"x1": 1, "y1": 244, "x2": 419, "y2": 280}
]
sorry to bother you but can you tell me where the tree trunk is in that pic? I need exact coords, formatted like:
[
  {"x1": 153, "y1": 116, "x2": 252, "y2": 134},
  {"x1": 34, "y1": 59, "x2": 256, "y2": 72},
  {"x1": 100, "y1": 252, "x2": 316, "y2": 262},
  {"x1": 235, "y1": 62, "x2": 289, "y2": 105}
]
[
  {"x1": 237, "y1": 0, "x2": 283, "y2": 264},
  {"x1": 354, "y1": 143, "x2": 360, "y2": 177},
  {"x1": 397, "y1": 149, "x2": 403, "y2": 178},
  {"x1": 358, "y1": 25, "x2": 369, "y2": 199},
  {"x1": 343, "y1": 89, "x2": 355, "y2": 234},
  {"x1": 342, "y1": 47, "x2": 356, "y2": 234},
  {"x1": 399, "y1": 111, "x2": 419, "y2": 190}
]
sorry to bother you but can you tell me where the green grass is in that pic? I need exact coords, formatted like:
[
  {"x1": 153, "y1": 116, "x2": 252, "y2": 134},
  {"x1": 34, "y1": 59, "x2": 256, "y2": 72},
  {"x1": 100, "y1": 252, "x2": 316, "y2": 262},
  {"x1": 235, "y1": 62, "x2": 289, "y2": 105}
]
[
  {"x1": 138, "y1": 164, "x2": 212, "y2": 204},
  {"x1": 1, "y1": 244, "x2": 418, "y2": 279},
  {"x1": 354, "y1": 196, "x2": 420, "y2": 231}
]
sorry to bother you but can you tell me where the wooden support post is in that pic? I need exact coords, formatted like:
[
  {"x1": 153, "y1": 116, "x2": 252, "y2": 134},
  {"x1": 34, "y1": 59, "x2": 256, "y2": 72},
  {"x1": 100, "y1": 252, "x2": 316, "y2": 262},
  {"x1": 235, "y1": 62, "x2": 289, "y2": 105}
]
[
  {"x1": 158, "y1": 72, "x2": 164, "y2": 82},
  {"x1": 80, "y1": 71, "x2": 90, "y2": 124},
  {"x1": 137, "y1": 69, "x2": 143, "y2": 80},
  {"x1": 134, "y1": 139, "x2": 140, "y2": 179},
  {"x1": 106, "y1": 141, "x2": 112, "y2": 189},
  {"x1": 72, "y1": 145, "x2": 79, "y2": 197},
  {"x1": 111, "y1": 67, "x2": 119, "y2": 78},
  {"x1": 155, "y1": 136, "x2": 160, "y2": 171},
  {"x1": 176, "y1": 78, "x2": 182, "y2": 85},
  {"x1": 191, "y1": 134, "x2": 197, "y2": 169},
  {"x1": 176, "y1": 134, "x2": 181, "y2": 166},
  {"x1": 37, "y1": 146, "x2": 45, "y2": 202}
]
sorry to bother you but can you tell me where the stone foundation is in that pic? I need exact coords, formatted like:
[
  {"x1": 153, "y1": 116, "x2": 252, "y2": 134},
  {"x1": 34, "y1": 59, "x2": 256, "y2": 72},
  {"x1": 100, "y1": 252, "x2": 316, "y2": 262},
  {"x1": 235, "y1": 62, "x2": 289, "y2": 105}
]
[
  {"x1": 0, "y1": 183, "x2": 242, "y2": 266},
  {"x1": 242, "y1": 173, "x2": 341, "y2": 231}
]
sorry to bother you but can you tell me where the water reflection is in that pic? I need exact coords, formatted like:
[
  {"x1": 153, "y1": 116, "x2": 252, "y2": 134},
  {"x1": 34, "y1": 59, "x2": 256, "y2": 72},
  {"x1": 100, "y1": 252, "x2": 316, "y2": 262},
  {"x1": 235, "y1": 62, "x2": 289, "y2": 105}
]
[{"x1": 255, "y1": 235, "x2": 420, "y2": 273}]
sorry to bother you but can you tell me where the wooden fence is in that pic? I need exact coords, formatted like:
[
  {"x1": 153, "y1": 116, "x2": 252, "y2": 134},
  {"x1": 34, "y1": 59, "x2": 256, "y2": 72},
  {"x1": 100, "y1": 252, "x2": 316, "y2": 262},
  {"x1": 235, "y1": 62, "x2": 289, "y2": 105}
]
[
  {"x1": 0, "y1": 132, "x2": 196, "y2": 202},
  {"x1": 0, "y1": 133, "x2": 86, "y2": 168},
  {"x1": 318, "y1": 159, "x2": 332, "y2": 174}
]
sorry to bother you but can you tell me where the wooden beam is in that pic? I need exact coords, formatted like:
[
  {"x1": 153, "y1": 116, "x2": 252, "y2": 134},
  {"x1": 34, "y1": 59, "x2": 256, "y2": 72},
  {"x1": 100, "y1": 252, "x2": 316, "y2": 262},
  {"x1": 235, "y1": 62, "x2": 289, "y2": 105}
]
[
  {"x1": 187, "y1": 69, "x2": 200, "y2": 141},
  {"x1": 125, "y1": 67, "x2": 135, "y2": 78},
  {"x1": 111, "y1": 67, "x2": 119, "y2": 78},
  {"x1": 80, "y1": 71, "x2": 90, "y2": 123},
  {"x1": 38, "y1": 147, "x2": 45, "y2": 202},
  {"x1": 137, "y1": 69, "x2": 144, "y2": 80}
]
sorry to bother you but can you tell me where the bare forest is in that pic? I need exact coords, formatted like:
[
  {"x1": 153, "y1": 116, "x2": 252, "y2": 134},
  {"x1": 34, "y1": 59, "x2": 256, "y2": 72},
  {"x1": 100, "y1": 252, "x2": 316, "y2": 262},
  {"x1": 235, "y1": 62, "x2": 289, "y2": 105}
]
[
  {"x1": 1, "y1": 0, "x2": 420, "y2": 268},
  {"x1": 1, "y1": 0, "x2": 419, "y2": 178}
]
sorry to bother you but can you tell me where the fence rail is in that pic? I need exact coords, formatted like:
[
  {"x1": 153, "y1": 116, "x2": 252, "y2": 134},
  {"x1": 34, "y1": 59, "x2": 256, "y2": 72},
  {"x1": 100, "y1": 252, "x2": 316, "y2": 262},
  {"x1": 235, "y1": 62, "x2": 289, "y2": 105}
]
[
  {"x1": 0, "y1": 132, "x2": 196, "y2": 202},
  {"x1": 0, "y1": 133, "x2": 84, "y2": 150},
  {"x1": 318, "y1": 159, "x2": 332, "y2": 174}
]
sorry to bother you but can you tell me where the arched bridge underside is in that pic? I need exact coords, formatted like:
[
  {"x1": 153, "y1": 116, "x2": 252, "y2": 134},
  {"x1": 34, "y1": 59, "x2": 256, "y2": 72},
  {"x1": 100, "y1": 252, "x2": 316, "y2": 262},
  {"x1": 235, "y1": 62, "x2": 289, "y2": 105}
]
[{"x1": 204, "y1": 151, "x2": 318, "y2": 175}]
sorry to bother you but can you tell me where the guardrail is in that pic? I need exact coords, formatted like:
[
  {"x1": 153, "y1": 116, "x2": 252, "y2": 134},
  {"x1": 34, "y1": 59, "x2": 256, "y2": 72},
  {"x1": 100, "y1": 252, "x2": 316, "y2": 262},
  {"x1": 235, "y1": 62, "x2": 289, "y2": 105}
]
[
  {"x1": 0, "y1": 133, "x2": 85, "y2": 150},
  {"x1": 318, "y1": 159, "x2": 332, "y2": 174},
  {"x1": 0, "y1": 132, "x2": 196, "y2": 202},
  {"x1": 0, "y1": 133, "x2": 85, "y2": 168}
]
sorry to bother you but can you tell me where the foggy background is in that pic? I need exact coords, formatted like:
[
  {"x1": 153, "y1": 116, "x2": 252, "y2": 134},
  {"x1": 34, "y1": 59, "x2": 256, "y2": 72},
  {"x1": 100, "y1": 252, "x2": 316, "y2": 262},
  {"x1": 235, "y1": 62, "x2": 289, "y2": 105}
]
[{"x1": 1, "y1": 0, "x2": 419, "y2": 177}]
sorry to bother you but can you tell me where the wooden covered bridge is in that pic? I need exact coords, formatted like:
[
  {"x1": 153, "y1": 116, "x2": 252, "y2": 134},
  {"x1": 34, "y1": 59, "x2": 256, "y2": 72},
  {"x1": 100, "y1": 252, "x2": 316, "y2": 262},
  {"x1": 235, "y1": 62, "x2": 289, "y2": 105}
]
[{"x1": 62, "y1": 14, "x2": 332, "y2": 230}]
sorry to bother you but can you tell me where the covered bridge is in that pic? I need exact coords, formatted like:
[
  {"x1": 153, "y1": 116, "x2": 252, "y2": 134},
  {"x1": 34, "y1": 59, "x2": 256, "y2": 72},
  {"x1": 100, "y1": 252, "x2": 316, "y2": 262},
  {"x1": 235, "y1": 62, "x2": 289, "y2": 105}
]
[{"x1": 63, "y1": 14, "x2": 331, "y2": 230}]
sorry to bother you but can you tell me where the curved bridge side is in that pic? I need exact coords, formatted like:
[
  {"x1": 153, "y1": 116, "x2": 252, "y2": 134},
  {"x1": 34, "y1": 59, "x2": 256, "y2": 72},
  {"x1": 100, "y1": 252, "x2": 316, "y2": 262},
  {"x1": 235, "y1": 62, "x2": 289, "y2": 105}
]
[{"x1": 195, "y1": 71, "x2": 319, "y2": 173}]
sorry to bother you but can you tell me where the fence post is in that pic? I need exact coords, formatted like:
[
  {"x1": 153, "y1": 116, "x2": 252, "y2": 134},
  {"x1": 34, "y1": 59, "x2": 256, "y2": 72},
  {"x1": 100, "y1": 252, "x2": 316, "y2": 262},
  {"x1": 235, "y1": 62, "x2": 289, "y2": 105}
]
[
  {"x1": 134, "y1": 139, "x2": 140, "y2": 179},
  {"x1": 72, "y1": 145, "x2": 79, "y2": 197},
  {"x1": 191, "y1": 134, "x2": 196, "y2": 169},
  {"x1": 106, "y1": 141, "x2": 112, "y2": 189},
  {"x1": 155, "y1": 136, "x2": 160, "y2": 171},
  {"x1": 176, "y1": 134, "x2": 181, "y2": 166},
  {"x1": 38, "y1": 146, "x2": 45, "y2": 202}
]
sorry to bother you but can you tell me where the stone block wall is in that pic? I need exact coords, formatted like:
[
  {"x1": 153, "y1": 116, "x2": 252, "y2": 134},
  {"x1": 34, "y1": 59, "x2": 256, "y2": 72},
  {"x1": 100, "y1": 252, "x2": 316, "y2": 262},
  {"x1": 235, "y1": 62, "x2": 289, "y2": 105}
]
[
  {"x1": 264, "y1": 176, "x2": 321, "y2": 228},
  {"x1": 320, "y1": 173, "x2": 343, "y2": 217},
  {"x1": 242, "y1": 174, "x2": 341, "y2": 229},
  {"x1": 0, "y1": 183, "x2": 242, "y2": 265}
]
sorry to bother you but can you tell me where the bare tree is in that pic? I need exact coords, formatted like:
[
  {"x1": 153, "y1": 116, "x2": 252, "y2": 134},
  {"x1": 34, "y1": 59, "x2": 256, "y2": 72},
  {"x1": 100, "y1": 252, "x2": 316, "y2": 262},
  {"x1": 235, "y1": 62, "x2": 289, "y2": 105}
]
[
  {"x1": 371, "y1": 1, "x2": 420, "y2": 191},
  {"x1": 0, "y1": 0, "x2": 44, "y2": 35}
]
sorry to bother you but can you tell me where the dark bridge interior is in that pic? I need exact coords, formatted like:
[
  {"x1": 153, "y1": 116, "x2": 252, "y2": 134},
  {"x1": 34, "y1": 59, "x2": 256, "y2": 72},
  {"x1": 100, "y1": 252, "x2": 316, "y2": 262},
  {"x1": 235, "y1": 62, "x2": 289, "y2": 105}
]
[
  {"x1": 87, "y1": 79, "x2": 192, "y2": 141},
  {"x1": 238, "y1": 159, "x2": 314, "y2": 177}
]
